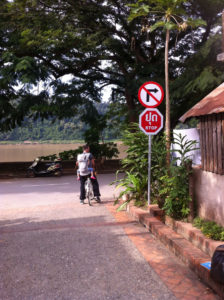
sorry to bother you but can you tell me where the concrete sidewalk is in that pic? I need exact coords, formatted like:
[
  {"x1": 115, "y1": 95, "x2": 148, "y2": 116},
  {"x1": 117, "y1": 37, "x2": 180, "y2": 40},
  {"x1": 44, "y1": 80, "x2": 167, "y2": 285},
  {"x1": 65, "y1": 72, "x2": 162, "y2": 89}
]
[{"x1": 0, "y1": 175, "x2": 219, "y2": 300}]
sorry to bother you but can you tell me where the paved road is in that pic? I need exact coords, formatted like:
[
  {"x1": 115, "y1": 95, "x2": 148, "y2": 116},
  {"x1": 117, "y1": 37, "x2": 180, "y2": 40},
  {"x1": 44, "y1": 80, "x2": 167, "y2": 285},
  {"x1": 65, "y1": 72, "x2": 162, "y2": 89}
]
[{"x1": 0, "y1": 174, "x2": 178, "y2": 300}]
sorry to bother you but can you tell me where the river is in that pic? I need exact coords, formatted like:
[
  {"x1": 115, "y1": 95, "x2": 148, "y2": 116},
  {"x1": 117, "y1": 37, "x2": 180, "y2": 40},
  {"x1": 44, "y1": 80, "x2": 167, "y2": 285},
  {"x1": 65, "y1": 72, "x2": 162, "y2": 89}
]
[
  {"x1": 0, "y1": 144, "x2": 82, "y2": 162},
  {"x1": 0, "y1": 142, "x2": 126, "y2": 162}
]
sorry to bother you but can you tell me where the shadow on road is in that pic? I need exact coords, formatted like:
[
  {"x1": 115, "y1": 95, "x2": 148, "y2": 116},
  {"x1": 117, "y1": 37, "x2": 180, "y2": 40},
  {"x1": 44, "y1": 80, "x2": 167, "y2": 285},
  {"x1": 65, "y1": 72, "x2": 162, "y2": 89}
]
[{"x1": 0, "y1": 214, "x2": 175, "y2": 300}]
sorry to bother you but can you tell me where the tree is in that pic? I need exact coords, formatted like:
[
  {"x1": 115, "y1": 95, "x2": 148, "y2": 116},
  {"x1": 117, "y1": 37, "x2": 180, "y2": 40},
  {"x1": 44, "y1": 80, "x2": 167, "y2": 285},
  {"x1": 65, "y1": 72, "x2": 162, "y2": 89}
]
[
  {"x1": 128, "y1": 0, "x2": 206, "y2": 164},
  {"x1": 0, "y1": 0, "x2": 223, "y2": 133}
]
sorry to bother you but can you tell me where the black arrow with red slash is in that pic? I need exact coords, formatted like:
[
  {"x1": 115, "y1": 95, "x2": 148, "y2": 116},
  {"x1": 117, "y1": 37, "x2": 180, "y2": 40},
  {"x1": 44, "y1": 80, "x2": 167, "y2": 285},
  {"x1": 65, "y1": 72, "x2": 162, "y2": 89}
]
[{"x1": 146, "y1": 88, "x2": 158, "y2": 102}]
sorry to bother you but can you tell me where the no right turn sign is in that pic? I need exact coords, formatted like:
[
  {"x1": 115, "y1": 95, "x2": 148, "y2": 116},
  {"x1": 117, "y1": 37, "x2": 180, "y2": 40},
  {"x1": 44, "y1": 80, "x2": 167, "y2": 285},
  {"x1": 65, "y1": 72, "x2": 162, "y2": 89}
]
[{"x1": 138, "y1": 81, "x2": 164, "y2": 108}]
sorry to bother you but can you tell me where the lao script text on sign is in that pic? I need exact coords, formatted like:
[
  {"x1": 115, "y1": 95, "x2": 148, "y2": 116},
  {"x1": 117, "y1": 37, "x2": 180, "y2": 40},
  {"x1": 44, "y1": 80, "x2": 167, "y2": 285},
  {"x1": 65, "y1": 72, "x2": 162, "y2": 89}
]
[{"x1": 139, "y1": 108, "x2": 163, "y2": 135}]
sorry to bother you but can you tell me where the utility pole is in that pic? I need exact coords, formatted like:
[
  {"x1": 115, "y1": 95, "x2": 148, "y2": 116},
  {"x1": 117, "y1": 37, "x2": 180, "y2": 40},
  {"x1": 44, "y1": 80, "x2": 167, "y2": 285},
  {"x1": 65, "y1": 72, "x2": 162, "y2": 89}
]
[
  {"x1": 217, "y1": 11, "x2": 224, "y2": 61},
  {"x1": 223, "y1": 10, "x2": 224, "y2": 52}
]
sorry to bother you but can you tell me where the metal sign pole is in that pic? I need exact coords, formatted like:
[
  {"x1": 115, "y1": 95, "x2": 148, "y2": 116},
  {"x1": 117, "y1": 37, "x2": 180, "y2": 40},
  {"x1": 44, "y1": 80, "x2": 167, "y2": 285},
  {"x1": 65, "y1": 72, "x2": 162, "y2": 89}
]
[
  {"x1": 138, "y1": 81, "x2": 164, "y2": 206},
  {"x1": 148, "y1": 135, "x2": 152, "y2": 206}
]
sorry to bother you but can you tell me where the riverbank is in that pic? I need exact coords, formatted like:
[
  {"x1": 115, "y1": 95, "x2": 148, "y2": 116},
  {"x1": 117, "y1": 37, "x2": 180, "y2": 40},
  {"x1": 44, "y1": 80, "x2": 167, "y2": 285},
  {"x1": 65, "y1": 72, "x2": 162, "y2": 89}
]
[
  {"x1": 0, "y1": 140, "x2": 85, "y2": 145},
  {"x1": 0, "y1": 139, "x2": 119, "y2": 145},
  {"x1": 0, "y1": 159, "x2": 122, "y2": 179}
]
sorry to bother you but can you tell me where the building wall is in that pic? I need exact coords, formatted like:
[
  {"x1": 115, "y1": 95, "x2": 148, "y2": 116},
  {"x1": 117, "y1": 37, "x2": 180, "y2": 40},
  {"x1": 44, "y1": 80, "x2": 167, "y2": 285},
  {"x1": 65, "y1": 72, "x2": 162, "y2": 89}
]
[
  {"x1": 173, "y1": 128, "x2": 201, "y2": 166},
  {"x1": 193, "y1": 166, "x2": 224, "y2": 227}
]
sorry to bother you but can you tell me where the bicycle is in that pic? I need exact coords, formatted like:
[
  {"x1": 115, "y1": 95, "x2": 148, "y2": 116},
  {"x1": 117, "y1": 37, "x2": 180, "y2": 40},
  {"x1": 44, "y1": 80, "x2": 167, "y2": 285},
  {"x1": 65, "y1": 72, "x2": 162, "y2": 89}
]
[{"x1": 85, "y1": 176, "x2": 94, "y2": 206}]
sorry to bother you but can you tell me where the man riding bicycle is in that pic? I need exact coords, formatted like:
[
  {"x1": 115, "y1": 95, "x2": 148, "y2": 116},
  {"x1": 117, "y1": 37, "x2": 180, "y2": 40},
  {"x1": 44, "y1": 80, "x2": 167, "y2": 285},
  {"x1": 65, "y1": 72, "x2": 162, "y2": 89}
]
[{"x1": 76, "y1": 144, "x2": 101, "y2": 205}]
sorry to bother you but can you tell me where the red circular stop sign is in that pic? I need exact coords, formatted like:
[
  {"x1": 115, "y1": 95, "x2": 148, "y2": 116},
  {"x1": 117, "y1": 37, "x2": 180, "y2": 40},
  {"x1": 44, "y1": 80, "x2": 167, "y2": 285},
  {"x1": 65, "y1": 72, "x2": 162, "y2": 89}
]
[{"x1": 139, "y1": 108, "x2": 163, "y2": 135}]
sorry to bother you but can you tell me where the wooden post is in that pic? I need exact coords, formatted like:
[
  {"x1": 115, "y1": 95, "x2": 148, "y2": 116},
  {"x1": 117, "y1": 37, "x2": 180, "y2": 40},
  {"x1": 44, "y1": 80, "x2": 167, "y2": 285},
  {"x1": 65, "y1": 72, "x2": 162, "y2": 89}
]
[{"x1": 222, "y1": 11, "x2": 224, "y2": 52}]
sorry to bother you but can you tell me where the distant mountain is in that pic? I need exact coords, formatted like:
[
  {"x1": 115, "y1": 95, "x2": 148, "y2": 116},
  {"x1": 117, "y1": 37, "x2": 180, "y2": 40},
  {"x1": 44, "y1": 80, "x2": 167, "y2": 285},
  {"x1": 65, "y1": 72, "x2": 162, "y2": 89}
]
[{"x1": 0, "y1": 103, "x2": 121, "y2": 142}]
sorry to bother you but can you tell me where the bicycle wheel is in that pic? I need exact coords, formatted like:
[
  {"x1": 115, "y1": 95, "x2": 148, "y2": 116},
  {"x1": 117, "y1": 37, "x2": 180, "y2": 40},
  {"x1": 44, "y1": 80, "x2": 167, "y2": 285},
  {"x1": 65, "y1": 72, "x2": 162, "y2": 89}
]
[
  {"x1": 86, "y1": 178, "x2": 94, "y2": 206},
  {"x1": 84, "y1": 180, "x2": 88, "y2": 205},
  {"x1": 89, "y1": 182, "x2": 94, "y2": 206},
  {"x1": 54, "y1": 169, "x2": 62, "y2": 177},
  {"x1": 85, "y1": 178, "x2": 90, "y2": 206},
  {"x1": 26, "y1": 169, "x2": 35, "y2": 178}
]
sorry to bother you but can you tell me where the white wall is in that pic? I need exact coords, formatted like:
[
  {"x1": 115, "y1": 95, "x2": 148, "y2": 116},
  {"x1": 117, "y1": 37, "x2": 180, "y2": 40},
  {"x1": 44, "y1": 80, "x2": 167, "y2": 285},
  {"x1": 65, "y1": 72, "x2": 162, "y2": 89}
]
[
  {"x1": 172, "y1": 128, "x2": 201, "y2": 165},
  {"x1": 193, "y1": 166, "x2": 224, "y2": 227}
]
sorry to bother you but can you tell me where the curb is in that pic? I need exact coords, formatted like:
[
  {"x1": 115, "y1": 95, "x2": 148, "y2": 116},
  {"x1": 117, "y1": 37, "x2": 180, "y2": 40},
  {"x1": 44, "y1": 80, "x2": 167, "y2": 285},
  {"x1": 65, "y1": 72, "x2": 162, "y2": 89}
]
[
  {"x1": 0, "y1": 169, "x2": 119, "y2": 179},
  {"x1": 126, "y1": 203, "x2": 224, "y2": 299},
  {"x1": 0, "y1": 159, "x2": 121, "y2": 179},
  {"x1": 164, "y1": 215, "x2": 221, "y2": 258}
]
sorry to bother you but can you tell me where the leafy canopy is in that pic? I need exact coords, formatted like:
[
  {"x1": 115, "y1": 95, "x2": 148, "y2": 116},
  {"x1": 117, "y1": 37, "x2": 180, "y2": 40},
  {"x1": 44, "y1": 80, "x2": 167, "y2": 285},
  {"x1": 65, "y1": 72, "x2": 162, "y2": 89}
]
[{"x1": 0, "y1": 0, "x2": 223, "y2": 131}]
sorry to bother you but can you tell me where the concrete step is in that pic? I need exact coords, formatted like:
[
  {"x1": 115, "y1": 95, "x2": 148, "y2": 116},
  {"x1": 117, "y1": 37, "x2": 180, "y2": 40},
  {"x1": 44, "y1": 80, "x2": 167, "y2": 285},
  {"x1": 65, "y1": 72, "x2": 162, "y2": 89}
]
[
  {"x1": 164, "y1": 215, "x2": 222, "y2": 258},
  {"x1": 148, "y1": 204, "x2": 222, "y2": 258},
  {"x1": 126, "y1": 203, "x2": 224, "y2": 299}
]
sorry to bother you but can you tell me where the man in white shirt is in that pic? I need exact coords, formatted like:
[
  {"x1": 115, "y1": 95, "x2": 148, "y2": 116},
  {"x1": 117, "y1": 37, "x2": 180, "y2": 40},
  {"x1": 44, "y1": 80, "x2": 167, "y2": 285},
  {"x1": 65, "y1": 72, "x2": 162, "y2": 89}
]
[{"x1": 76, "y1": 144, "x2": 101, "y2": 204}]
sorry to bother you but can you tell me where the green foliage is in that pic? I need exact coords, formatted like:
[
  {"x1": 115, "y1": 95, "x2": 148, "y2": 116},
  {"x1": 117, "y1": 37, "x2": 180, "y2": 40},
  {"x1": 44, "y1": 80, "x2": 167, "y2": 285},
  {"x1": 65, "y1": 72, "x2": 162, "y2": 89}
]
[
  {"x1": 96, "y1": 142, "x2": 119, "y2": 159},
  {"x1": 159, "y1": 133, "x2": 197, "y2": 219},
  {"x1": 175, "y1": 118, "x2": 199, "y2": 129},
  {"x1": 81, "y1": 102, "x2": 107, "y2": 143},
  {"x1": 160, "y1": 164, "x2": 191, "y2": 219},
  {"x1": 127, "y1": 0, "x2": 209, "y2": 135},
  {"x1": 39, "y1": 154, "x2": 57, "y2": 161},
  {"x1": 171, "y1": 132, "x2": 199, "y2": 165},
  {"x1": 59, "y1": 149, "x2": 82, "y2": 161},
  {"x1": 112, "y1": 123, "x2": 148, "y2": 209},
  {"x1": 114, "y1": 171, "x2": 148, "y2": 211},
  {"x1": 193, "y1": 217, "x2": 224, "y2": 241},
  {"x1": 128, "y1": 0, "x2": 207, "y2": 28},
  {"x1": 120, "y1": 123, "x2": 148, "y2": 177},
  {"x1": 40, "y1": 142, "x2": 118, "y2": 161},
  {"x1": 112, "y1": 124, "x2": 196, "y2": 219},
  {"x1": 0, "y1": 103, "x2": 121, "y2": 142},
  {"x1": 84, "y1": 142, "x2": 119, "y2": 160},
  {"x1": 150, "y1": 133, "x2": 193, "y2": 218},
  {"x1": 0, "y1": 0, "x2": 223, "y2": 131},
  {"x1": 171, "y1": 34, "x2": 224, "y2": 124},
  {"x1": 151, "y1": 134, "x2": 167, "y2": 208}
]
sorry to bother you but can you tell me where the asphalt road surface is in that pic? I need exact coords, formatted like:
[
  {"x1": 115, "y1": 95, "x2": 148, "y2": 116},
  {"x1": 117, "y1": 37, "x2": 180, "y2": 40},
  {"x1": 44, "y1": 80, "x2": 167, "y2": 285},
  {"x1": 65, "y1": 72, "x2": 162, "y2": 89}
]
[{"x1": 0, "y1": 174, "x2": 178, "y2": 300}]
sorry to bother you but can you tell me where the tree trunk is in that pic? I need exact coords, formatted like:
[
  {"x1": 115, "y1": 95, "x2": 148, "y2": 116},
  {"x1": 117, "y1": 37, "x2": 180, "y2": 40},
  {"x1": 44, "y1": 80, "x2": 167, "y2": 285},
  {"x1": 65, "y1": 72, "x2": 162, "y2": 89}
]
[
  {"x1": 165, "y1": 29, "x2": 171, "y2": 166},
  {"x1": 186, "y1": 160, "x2": 194, "y2": 222},
  {"x1": 222, "y1": 11, "x2": 224, "y2": 52},
  {"x1": 125, "y1": 89, "x2": 137, "y2": 123}
]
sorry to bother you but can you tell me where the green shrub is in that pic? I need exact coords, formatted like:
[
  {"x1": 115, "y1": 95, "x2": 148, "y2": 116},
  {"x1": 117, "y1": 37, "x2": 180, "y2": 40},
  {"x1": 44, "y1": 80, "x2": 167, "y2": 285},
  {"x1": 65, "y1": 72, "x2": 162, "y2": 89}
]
[
  {"x1": 40, "y1": 154, "x2": 57, "y2": 161},
  {"x1": 159, "y1": 133, "x2": 198, "y2": 220},
  {"x1": 39, "y1": 142, "x2": 118, "y2": 161},
  {"x1": 112, "y1": 123, "x2": 148, "y2": 210},
  {"x1": 114, "y1": 171, "x2": 148, "y2": 211},
  {"x1": 151, "y1": 134, "x2": 167, "y2": 208},
  {"x1": 160, "y1": 164, "x2": 191, "y2": 219},
  {"x1": 87, "y1": 142, "x2": 119, "y2": 159},
  {"x1": 112, "y1": 126, "x2": 196, "y2": 219},
  {"x1": 193, "y1": 216, "x2": 203, "y2": 228},
  {"x1": 59, "y1": 149, "x2": 82, "y2": 160},
  {"x1": 120, "y1": 123, "x2": 148, "y2": 177},
  {"x1": 193, "y1": 217, "x2": 224, "y2": 241}
]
